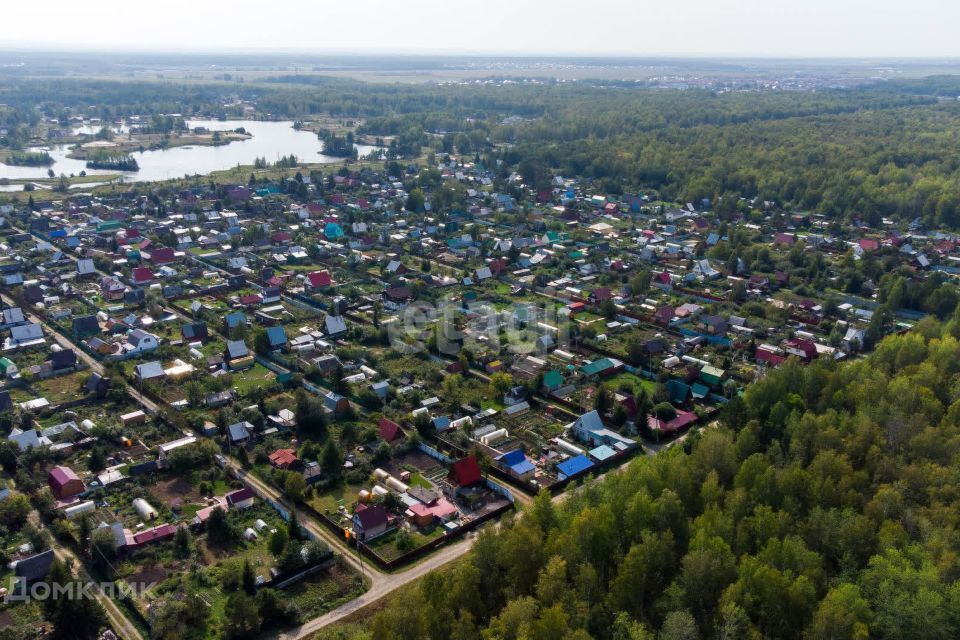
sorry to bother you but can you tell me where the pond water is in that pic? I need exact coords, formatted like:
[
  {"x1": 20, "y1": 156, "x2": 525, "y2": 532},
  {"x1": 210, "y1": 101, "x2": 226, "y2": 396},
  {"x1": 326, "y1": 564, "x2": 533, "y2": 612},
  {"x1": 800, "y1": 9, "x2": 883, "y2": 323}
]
[{"x1": 0, "y1": 120, "x2": 379, "y2": 183}]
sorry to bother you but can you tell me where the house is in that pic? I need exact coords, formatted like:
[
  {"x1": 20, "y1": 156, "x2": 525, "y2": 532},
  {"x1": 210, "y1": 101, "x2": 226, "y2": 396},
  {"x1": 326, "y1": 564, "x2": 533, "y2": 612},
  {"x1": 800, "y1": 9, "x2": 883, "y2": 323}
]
[
  {"x1": 496, "y1": 449, "x2": 536, "y2": 481},
  {"x1": 324, "y1": 314, "x2": 348, "y2": 337},
  {"x1": 384, "y1": 286, "x2": 413, "y2": 304},
  {"x1": 7, "y1": 323, "x2": 44, "y2": 349},
  {"x1": 647, "y1": 409, "x2": 698, "y2": 434},
  {"x1": 76, "y1": 258, "x2": 96, "y2": 276},
  {"x1": 321, "y1": 390, "x2": 350, "y2": 414},
  {"x1": 570, "y1": 410, "x2": 637, "y2": 450},
  {"x1": 225, "y1": 340, "x2": 253, "y2": 369},
  {"x1": 654, "y1": 306, "x2": 675, "y2": 326},
  {"x1": 580, "y1": 357, "x2": 623, "y2": 378},
  {"x1": 378, "y1": 418, "x2": 403, "y2": 443},
  {"x1": 226, "y1": 487, "x2": 255, "y2": 510},
  {"x1": 122, "y1": 329, "x2": 160, "y2": 355},
  {"x1": 0, "y1": 307, "x2": 25, "y2": 328},
  {"x1": 131, "y1": 267, "x2": 154, "y2": 285},
  {"x1": 50, "y1": 348, "x2": 77, "y2": 371},
  {"x1": 48, "y1": 465, "x2": 85, "y2": 499},
  {"x1": 542, "y1": 370, "x2": 564, "y2": 393},
  {"x1": 784, "y1": 338, "x2": 818, "y2": 362},
  {"x1": 129, "y1": 523, "x2": 177, "y2": 549},
  {"x1": 447, "y1": 455, "x2": 483, "y2": 488},
  {"x1": 227, "y1": 421, "x2": 253, "y2": 445},
  {"x1": 85, "y1": 372, "x2": 110, "y2": 397},
  {"x1": 12, "y1": 549, "x2": 55, "y2": 586},
  {"x1": 181, "y1": 322, "x2": 209, "y2": 343},
  {"x1": 134, "y1": 361, "x2": 165, "y2": 381},
  {"x1": 306, "y1": 270, "x2": 333, "y2": 291},
  {"x1": 268, "y1": 448, "x2": 300, "y2": 470},
  {"x1": 556, "y1": 454, "x2": 594, "y2": 481},
  {"x1": 72, "y1": 315, "x2": 100, "y2": 338},
  {"x1": 223, "y1": 312, "x2": 247, "y2": 332},
  {"x1": 100, "y1": 276, "x2": 125, "y2": 300},
  {"x1": 265, "y1": 326, "x2": 288, "y2": 350},
  {"x1": 352, "y1": 503, "x2": 389, "y2": 540}
]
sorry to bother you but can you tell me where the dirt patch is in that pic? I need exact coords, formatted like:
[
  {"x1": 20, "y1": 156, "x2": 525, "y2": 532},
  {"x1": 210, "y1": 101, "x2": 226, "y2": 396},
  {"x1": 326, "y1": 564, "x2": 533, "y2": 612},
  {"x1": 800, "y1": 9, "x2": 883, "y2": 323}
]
[
  {"x1": 125, "y1": 565, "x2": 170, "y2": 591},
  {"x1": 149, "y1": 477, "x2": 200, "y2": 508},
  {"x1": 0, "y1": 611, "x2": 14, "y2": 628}
]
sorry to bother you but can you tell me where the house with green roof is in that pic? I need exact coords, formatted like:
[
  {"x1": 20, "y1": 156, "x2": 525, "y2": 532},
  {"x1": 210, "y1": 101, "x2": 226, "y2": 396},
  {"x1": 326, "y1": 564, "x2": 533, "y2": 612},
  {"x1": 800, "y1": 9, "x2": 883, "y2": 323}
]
[
  {"x1": 700, "y1": 365, "x2": 725, "y2": 387},
  {"x1": 580, "y1": 357, "x2": 624, "y2": 378},
  {"x1": 542, "y1": 370, "x2": 564, "y2": 392}
]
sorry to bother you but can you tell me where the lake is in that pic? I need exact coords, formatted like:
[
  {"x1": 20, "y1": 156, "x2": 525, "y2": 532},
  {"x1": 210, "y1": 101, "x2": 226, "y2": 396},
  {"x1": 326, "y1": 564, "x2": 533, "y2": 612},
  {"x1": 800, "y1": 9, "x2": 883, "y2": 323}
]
[{"x1": 0, "y1": 120, "x2": 380, "y2": 183}]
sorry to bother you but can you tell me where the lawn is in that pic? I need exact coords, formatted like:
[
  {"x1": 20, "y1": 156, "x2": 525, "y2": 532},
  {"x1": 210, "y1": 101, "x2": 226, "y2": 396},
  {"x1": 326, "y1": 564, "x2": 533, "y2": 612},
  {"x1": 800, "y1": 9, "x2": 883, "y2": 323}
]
[
  {"x1": 231, "y1": 363, "x2": 280, "y2": 396},
  {"x1": 607, "y1": 371, "x2": 657, "y2": 394},
  {"x1": 33, "y1": 371, "x2": 90, "y2": 404},
  {"x1": 308, "y1": 482, "x2": 362, "y2": 516},
  {"x1": 365, "y1": 525, "x2": 446, "y2": 562}
]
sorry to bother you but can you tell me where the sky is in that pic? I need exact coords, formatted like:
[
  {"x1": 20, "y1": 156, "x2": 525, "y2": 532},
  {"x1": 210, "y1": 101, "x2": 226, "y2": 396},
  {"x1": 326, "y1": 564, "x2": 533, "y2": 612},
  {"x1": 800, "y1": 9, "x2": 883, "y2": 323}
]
[{"x1": 2, "y1": 0, "x2": 959, "y2": 58}]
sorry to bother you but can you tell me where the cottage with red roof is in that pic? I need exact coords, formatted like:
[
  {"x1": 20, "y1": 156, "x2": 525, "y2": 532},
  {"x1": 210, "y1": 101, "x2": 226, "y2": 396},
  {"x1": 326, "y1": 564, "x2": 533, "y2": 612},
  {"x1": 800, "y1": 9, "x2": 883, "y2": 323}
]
[
  {"x1": 268, "y1": 448, "x2": 300, "y2": 470},
  {"x1": 48, "y1": 465, "x2": 84, "y2": 500},
  {"x1": 352, "y1": 503, "x2": 390, "y2": 540},
  {"x1": 226, "y1": 487, "x2": 255, "y2": 510},
  {"x1": 447, "y1": 455, "x2": 483, "y2": 488},
  {"x1": 378, "y1": 418, "x2": 403, "y2": 443},
  {"x1": 129, "y1": 523, "x2": 177, "y2": 549},
  {"x1": 131, "y1": 267, "x2": 154, "y2": 285},
  {"x1": 306, "y1": 270, "x2": 333, "y2": 291},
  {"x1": 148, "y1": 247, "x2": 176, "y2": 264}
]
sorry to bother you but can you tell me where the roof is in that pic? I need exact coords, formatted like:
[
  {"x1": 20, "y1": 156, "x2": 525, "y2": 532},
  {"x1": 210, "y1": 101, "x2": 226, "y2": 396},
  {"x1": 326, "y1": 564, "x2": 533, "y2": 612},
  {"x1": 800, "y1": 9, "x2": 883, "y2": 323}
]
[
  {"x1": 226, "y1": 340, "x2": 249, "y2": 359},
  {"x1": 307, "y1": 270, "x2": 332, "y2": 287},
  {"x1": 497, "y1": 449, "x2": 536, "y2": 475},
  {"x1": 48, "y1": 465, "x2": 80, "y2": 488},
  {"x1": 132, "y1": 523, "x2": 176, "y2": 545},
  {"x1": 581, "y1": 357, "x2": 621, "y2": 376},
  {"x1": 224, "y1": 311, "x2": 247, "y2": 328},
  {"x1": 265, "y1": 326, "x2": 287, "y2": 347},
  {"x1": 447, "y1": 455, "x2": 482, "y2": 487},
  {"x1": 378, "y1": 418, "x2": 402, "y2": 442},
  {"x1": 573, "y1": 410, "x2": 604, "y2": 434},
  {"x1": 226, "y1": 487, "x2": 255, "y2": 505},
  {"x1": 324, "y1": 315, "x2": 347, "y2": 335},
  {"x1": 354, "y1": 503, "x2": 388, "y2": 531},
  {"x1": 228, "y1": 421, "x2": 252, "y2": 442},
  {"x1": 268, "y1": 448, "x2": 299, "y2": 467},
  {"x1": 557, "y1": 454, "x2": 594, "y2": 478},
  {"x1": 589, "y1": 445, "x2": 617, "y2": 462},
  {"x1": 135, "y1": 361, "x2": 165, "y2": 380},
  {"x1": 14, "y1": 549, "x2": 55, "y2": 582}
]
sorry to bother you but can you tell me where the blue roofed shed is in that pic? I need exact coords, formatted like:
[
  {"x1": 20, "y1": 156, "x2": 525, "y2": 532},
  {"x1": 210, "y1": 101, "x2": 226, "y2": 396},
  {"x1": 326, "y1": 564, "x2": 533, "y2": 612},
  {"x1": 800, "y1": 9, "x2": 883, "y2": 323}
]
[{"x1": 556, "y1": 454, "x2": 594, "y2": 480}]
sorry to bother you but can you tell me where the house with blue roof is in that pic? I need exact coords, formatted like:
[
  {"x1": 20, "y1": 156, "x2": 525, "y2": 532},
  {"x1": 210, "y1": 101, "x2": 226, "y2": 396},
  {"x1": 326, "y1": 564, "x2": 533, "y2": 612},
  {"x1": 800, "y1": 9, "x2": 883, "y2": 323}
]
[
  {"x1": 589, "y1": 444, "x2": 617, "y2": 463},
  {"x1": 496, "y1": 449, "x2": 536, "y2": 481},
  {"x1": 556, "y1": 454, "x2": 594, "y2": 480},
  {"x1": 571, "y1": 410, "x2": 638, "y2": 451},
  {"x1": 265, "y1": 326, "x2": 287, "y2": 351},
  {"x1": 324, "y1": 222, "x2": 345, "y2": 240}
]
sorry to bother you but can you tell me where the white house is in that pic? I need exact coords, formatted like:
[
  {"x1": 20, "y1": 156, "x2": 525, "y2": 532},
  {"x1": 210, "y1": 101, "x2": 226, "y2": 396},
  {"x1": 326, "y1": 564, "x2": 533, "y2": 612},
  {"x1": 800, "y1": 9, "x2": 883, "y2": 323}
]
[{"x1": 122, "y1": 329, "x2": 160, "y2": 355}]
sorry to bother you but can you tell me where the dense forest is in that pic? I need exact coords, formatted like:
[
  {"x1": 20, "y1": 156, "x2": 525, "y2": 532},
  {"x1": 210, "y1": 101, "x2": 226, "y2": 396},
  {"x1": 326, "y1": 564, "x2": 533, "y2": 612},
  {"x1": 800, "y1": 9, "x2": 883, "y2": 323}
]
[{"x1": 321, "y1": 310, "x2": 960, "y2": 640}]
